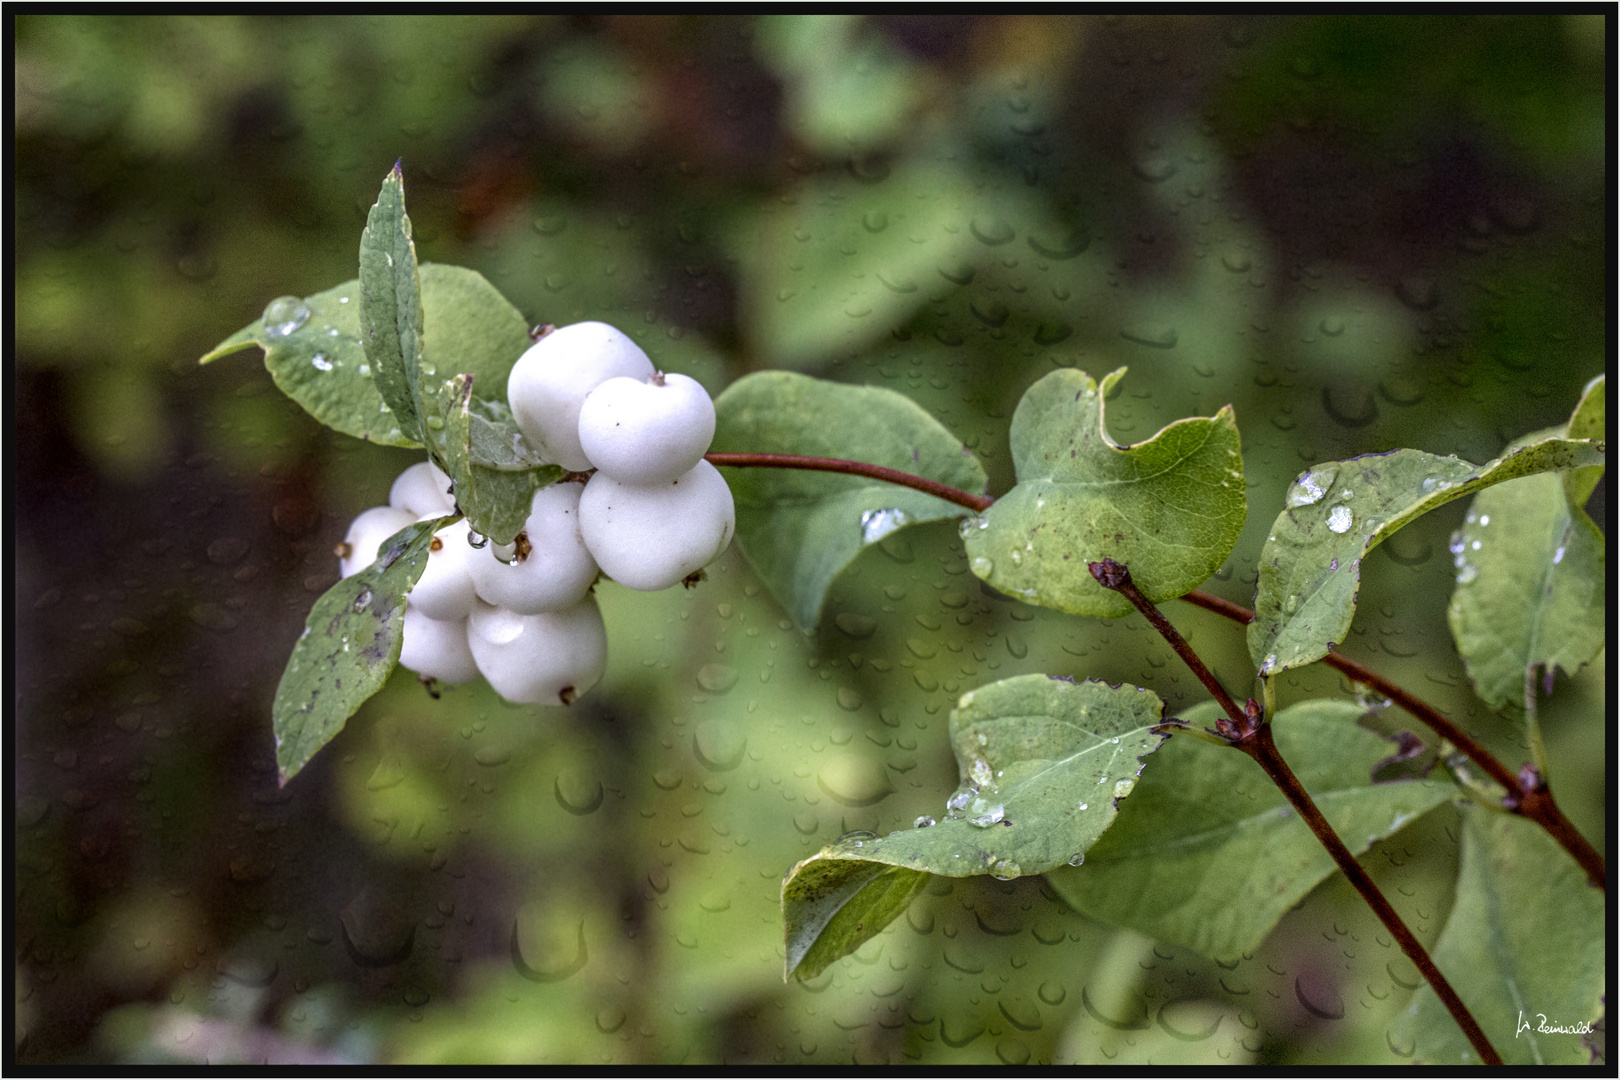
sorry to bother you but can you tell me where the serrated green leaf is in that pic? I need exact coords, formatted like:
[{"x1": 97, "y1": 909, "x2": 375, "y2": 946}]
[
  {"x1": 1248, "y1": 436, "x2": 1605, "y2": 677},
  {"x1": 273, "y1": 517, "x2": 452, "y2": 783},
  {"x1": 359, "y1": 164, "x2": 427, "y2": 444},
  {"x1": 1449, "y1": 468, "x2": 1605, "y2": 713},
  {"x1": 1047, "y1": 700, "x2": 1456, "y2": 962},
  {"x1": 198, "y1": 265, "x2": 532, "y2": 449},
  {"x1": 1390, "y1": 804, "x2": 1604, "y2": 1066},
  {"x1": 712, "y1": 371, "x2": 988, "y2": 629},
  {"x1": 963, "y1": 368, "x2": 1246, "y2": 618},
  {"x1": 781, "y1": 675, "x2": 1166, "y2": 980},
  {"x1": 1563, "y1": 374, "x2": 1605, "y2": 538},
  {"x1": 435, "y1": 375, "x2": 561, "y2": 545}
]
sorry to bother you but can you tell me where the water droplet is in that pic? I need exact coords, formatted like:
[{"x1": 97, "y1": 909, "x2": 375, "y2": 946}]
[
  {"x1": 990, "y1": 856, "x2": 1021, "y2": 878},
  {"x1": 1552, "y1": 545, "x2": 1566, "y2": 565},
  {"x1": 1120, "y1": 323, "x2": 1178, "y2": 349},
  {"x1": 473, "y1": 746, "x2": 511, "y2": 767},
  {"x1": 862, "y1": 210, "x2": 888, "y2": 232},
  {"x1": 970, "y1": 215, "x2": 1015, "y2": 245},
  {"x1": 511, "y1": 915, "x2": 588, "y2": 983},
  {"x1": 834, "y1": 613, "x2": 877, "y2": 638},
  {"x1": 1067, "y1": 852, "x2": 1085, "y2": 866},
  {"x1": 970, "y1": 556, "x2": 995, "y2": 577},
  {"x1": 1286, "y1": 465, "x2": 1338, "y2": 508},
  {"x1": 1319, "y1": 316, "x2": 1345, "y2": 337},
  {"x1": 860, "y1": 507, "x2": 913, "y2": 544},
  {"x1": 1221, "y1": 251, "x2": 1252, "y2": 273},
  {"x1": 817, "y1": 754, "x2": 892, "y2": 806},
  {"x1": 311, "y1": 353, "x2": 333, "y2": 372},
  {"x1": 945, "y1": 786, "x2": 976, "y2": 818},
  {"x1": 1327, "y1": 506, "x2": 1354, "y2": 534},
  {"x1": 1133, "y1": 156, "x2": 1177, "y2": 182},
  {"x1": 697, "y1": 664, "x2": 738, "y2": 694},
  {"x1": 262, "y1": 296, "x2": 311, "y2": 339},
  {"x1": 1113, "y1": 777, "x2": 1136, "y2": 799},
  {"x1": 968, "y1": 801, "x2": 1005, "y2": 828},
  {"x1": 970, "y1": 759, "x2": 994, "y2": 788},
  {"x1": 693, "y1": 719, "x2": 746, "y2": 771},
  {"x1": 914, "y1": 815, "x2": 936, "y2": 828},
  {"x1": 1077, "y1": 802, "x2": 1088, "y2": 811},
  {"x1": 554, "y1": 767, "x2": 603, "y2": 815},
  {"x1": 1456, "y1": 563, "x2": 1478, "y2": 585},
  {"x1": 1395, "y1": 277, "x2": 1438, "y2": 311},
  {"x1": 596, "y1": 1007, "x2": 626, "y2": 1034},
  {"x1": 467, "y1": 531, "x2": 488, "y2": 549},
  {"x1": 836, "y1": 687, "x2": 864, "y2": 711},
  {"x1": 1039, "y1": 980, "x2": 1067, "y2": 1005}
]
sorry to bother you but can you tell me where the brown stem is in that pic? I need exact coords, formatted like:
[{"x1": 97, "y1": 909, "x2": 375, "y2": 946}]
[
  {"x1": 1094, "y1": 561, "x2": 1503, "y2": 1067},
  {"x1": 704, "y1": 452, "x2": 993, "y2": 512},
  {"x1": 1179, "y1": 590, "x2": 1607, "y2": 890},
  {"x1": 1243, "y1": 726, "x2": 1503, "y2": 1067}
]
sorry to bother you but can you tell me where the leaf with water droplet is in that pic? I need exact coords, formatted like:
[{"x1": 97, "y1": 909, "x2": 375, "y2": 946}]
[
  {"x1": 357, "y1": 164, "x2": 428, "y2": 443},
  {"x1": 713, "y1": 371, "x2": 987, "y2": 629},
  {"x1": 273, "y1": 516, "x2": 453, "y2": 783},
  {"x1": 433, "y1": 375, "x2": 561, "y2": 545},
  {"x1": 781, "y1": 676, "x2": 1165, "y2": 979},
  {"x1": 1389, "y1": 804, "x2": 1603, "y2": 1065},
  {"x1": 1049, "y1": 700, "x2": 1455, "y2": 962},
  {"x1": 965, "y1": 368, "x2": 1245, "y2": 618},
  {"x1": 200, "y1": 265, "x2": 530, "y2": 450},
  {"x1": 1562, "y1": 374, "x2": 1605, "y2": 538},
  {"x1": 1448, "y1": 425, "x2": 1605, "y2": 713},
  {"x1": 1249, "y1": 433, "x2": 1605, "y2": 676}
]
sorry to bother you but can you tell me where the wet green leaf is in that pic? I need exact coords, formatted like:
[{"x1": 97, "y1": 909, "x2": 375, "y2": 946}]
[
  {"x1": 1248, "y1": 435, "x2": 1605, "y2": 677},
  {"x1": 435, "y1": 375, "x2": 562, "y2": 546},
  {"x1": 780, "y1": 858, "x2": 929, "y2": 982},
  {"x1": 359, "y1": 164, "x2": 427, "y2": 444},
  {"x1": 198, "y1": 265, "x2": 532, "y2": 449},
  {"x1": 466, "y1": 396, "x2": 549, "y2": 471},
  {"x1": 781, "y1": 675, "x2": 1166, "y2": 979},
  {"x1": 273, "y1": 517, "x2": 452, "y2": 784},
  {"x1": 1047, "y1": 700, "x2": 1456, "y2": 962},
  {"x1": 1390, "y1": 804, "x2": 1604, "y2": 1066},
  {"x1": 1448, "y1": 454, "x2": 1605, "y2": 713},
  {"x1": 1562, "y1": 374, "x2": 1605, "y2": 537},
  {"x1": 964, "y1": 368, "x2": 1245, "y2": 618},
  {"x1": 712, "y1": 371, "x2": 987, "y2": 629}
]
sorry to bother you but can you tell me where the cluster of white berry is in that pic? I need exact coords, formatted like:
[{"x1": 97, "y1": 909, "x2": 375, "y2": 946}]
[{"x1": 336, "y1": 322, "x2": 734, "y2": 706}]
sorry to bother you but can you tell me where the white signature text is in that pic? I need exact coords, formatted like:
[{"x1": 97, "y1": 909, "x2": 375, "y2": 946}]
[{"x1": 1517, "y1": 1010, "x2": 1595, "y2": 1037}]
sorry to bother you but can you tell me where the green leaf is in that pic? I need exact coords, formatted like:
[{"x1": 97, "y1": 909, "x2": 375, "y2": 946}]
[
  {"x1": 780, "y1": 857, "x2": 930, "y2": 982},
  {"x1": 963, "y1": 368, "x2": 1246, "y2": 618},
  {"x1": 1247, "y1": 435, "x2": 1606, "y2": 677},
  {"x1": 711, "y1": 371, "x2": 988, "y2": 629},
  {"x1": 198, "y1": 265, "x2": 533, "y2": 449},
  {"x1": 1047, "y1": 699, "x2": 1456, "y2": 962},
  {"x1": 466, "y1": 397, "x2": 549, "y2": 471},
  {"x1": 1562, "y1": 374, "x2": 1605, "y2": 537},
  {"x1": 1390, "y1": 804, "x2": 1604, "y2": 1066},
  {"x1": 781, "y1": 675, "x2": 1166, "y2": 980},
  {"x1": 359, "y1": 163, "x2": 427, "y2": 444},
  {"x1": 1448, "y1": 464, "x2": 1606, "y2": 713},
  {"x1": 434, "y1": 375, "x2": 563, "y2": 546},
  {"x1": 273, "y1": 517, "x2": 452, "y2": 784}
]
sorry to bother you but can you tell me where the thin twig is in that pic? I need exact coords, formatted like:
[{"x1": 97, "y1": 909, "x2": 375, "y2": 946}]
[
  {"x1": 1093, "y1": 560, "x2": 1503, "y2": 1067},
  {"x1": 1179, "y1": 590, "x2": 1606, "y2": 889},
  {"x1": 704, "y1": 452, "x2": 993, "y2": 512}
]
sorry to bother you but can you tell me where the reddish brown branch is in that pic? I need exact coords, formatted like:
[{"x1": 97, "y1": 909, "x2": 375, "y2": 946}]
[
  {"x1": 704, "y1": 452, "x2": 993, "y2": 512},
  {"x1": 1179, "y1": 590, "x2": 1606, "y2": 890},
  {"x1": 1095, "y1": 560, "x2": 1504, "y2": 1066}
]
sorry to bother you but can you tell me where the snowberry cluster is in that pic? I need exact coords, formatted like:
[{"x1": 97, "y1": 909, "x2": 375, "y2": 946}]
[{"x1": 335, "y1": 321, "x2": 734, "y2": 707}]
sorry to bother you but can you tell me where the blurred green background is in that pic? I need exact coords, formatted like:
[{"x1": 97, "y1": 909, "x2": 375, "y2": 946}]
[{"x1": 14, "y1": 14, "x2": 1607, "y2": 1065}]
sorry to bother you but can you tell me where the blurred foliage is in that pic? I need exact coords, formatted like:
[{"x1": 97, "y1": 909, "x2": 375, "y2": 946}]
[{"x1": 15, "y1": 13, "x2": 1606, "y2": 1066}]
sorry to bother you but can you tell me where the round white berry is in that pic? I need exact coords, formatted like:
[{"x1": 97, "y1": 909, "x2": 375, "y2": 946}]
[
  {"x1": 466, "y1": 597, "x2": 608, "y2": 705},
  {"x1": 339, "y1": 506, "x2": 417, "y2": 579},
  {"x1": 578, "y1": 460, "x2": 735, "y2": 591},
  {"x1": 407, "y1": 517, "x2": 480, "y2": 621},
  {"x1": 577, "y1": 372, "x2": 716, "y2": 485},
  {"x1": 389, "y1": 461, "x2": 456, "y2": 517},
  {"x1": 465, "y1": 482, "x2": 598, "y2": 614},
  {"x1": 399, "y1": 607, "x2": 479, "y2": 684},
  {"x1": 507, "y1": 322, "x2": 655, "y2": 472}
]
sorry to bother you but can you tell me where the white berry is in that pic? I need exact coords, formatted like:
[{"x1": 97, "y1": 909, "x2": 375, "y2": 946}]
[
  {"x1": 466, "y1": 482, "x2": 598, "y2": 614},
  {"x1": 407, "y1": 517, "x2": 481, "y2": 621},
  {"x1": 578, "y1": 372, "x2": 716, "y2": 485},
  {"x1": 399, "y1": 607, "x2": 479, "y2": 684},
  {"x1": 339, "y1": 506, "x2": 417, "y2": 579},
  {"x1": 507, "y1": 322, "x2": 655, "y2": 471},
  {"x1": 578, "y1": 460, "x2": 735, "y2": 591},
  {"x1": 389, "y1": 461, "x2": 456, "y2": 517},
  {"x1": 467, "y1": 597, "x2": 608, "y2": 705}
]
